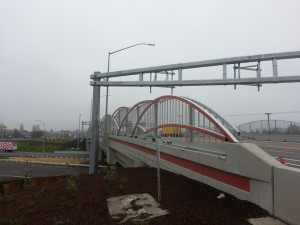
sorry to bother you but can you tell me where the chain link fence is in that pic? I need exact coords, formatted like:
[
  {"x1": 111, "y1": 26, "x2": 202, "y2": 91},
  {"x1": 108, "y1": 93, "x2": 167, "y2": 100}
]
[{"x1": 237, "y1": 120, "x2": 300, "y2": 135}]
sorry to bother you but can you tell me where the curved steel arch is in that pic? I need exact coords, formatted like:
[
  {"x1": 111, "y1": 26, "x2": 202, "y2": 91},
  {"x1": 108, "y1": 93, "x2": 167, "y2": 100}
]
[
  {"x1": 121, "y1": 121, "x2": 147, "y2": 135},
  {"x1": 99, "y1": 114, "x2": 119, "y2": 134},
  {"x1": 112, "y1": 106, "x2": 130, "y2": 117},
  {"x1": 111, "y1": 106, "x2": 130, "y2": 128},
  {"x1": 131, "y1": 95, "x2": 238, "y2": 143},
  {"x1": 117, "y1": 100, "x2": 153, "y2": 136},
  {"x1": 185, "y1": 97, "x2": 239, "y2": 136}
]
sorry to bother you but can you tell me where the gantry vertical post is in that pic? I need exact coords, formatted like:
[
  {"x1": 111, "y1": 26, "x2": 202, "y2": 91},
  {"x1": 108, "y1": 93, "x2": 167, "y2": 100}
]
[
  {"x1": 223, "y1": 64, "x2": 227, "y2": 79},
  {"x1": 89, "y1": 74, "x2": 101, "y2": 174},
  {"x1": 272, "y1": 59, "x2": 278, "y2": 77},
  {"x1": 257, "y1": 61, "x2": 261, "y2": 78}
]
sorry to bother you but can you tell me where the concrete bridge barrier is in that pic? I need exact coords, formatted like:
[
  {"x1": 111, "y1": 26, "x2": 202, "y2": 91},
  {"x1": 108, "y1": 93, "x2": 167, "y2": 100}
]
[
  {"x1": 100, "y1": 135, "x2": 300, "y2": 225},
  {"x1": 274, "y1": 166, "x2": 300, "y2": 225}
]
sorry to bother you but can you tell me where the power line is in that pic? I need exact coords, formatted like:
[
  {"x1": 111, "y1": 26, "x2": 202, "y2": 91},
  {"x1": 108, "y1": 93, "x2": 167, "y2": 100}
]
[
  {"x1": 223, "y1": 111, "x2": 300, "y2": 117},
  {"x1": 272, "y1": 111, "x2": 300, "y2": 115}
]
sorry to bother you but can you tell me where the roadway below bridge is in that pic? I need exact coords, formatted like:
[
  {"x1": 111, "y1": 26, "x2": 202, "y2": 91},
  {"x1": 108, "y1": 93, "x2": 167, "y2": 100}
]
[
  {"x1": 0, "y1": 150, "x2": 89, "y2": 182},
  {"x1": 0, "y1": 161, "x2": 88, "y2": 182},
  {"x1": 0, "y1": 150, "x2": 89, "y2": 159}
]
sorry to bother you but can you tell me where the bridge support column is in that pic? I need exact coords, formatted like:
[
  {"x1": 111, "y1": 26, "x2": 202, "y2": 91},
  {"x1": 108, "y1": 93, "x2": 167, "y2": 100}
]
[
  {"x1": 89, "y1": 75, "x2": 101, "y2": 174},
  {"x1": 86, "y1": 138, "x2": 91, "y2": 151},
  {"x1": 107, "y1": 147, "x2": 116, "y2": 165}
]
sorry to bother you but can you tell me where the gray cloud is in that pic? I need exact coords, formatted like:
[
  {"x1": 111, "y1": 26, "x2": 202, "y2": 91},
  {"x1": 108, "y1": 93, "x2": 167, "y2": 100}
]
[{"x1": 1, "y1": 0, "x2": 300, "y2": 131}]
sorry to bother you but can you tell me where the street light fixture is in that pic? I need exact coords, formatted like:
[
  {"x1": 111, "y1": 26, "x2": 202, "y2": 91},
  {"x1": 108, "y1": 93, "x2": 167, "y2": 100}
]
[
  {"x1": 107, "y1": 43, "x2": 155, "y2": 72},
  {"x1": 36, "y1": 120, "x2": 45, "y2": 152},
  {"x1": 105, "y1": 43, "x2": 155, "y2": 133}
]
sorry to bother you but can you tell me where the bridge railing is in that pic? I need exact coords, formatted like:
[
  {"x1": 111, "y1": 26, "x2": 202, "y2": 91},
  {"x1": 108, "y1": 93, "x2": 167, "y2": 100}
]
[{"x1": 101, "y1": 95, "x2": 239, "y2": 144}]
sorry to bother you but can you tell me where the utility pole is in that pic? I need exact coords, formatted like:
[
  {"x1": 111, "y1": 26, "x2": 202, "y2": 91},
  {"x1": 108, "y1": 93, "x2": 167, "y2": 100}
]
[{"x1": 265, "y1": 113, "x2": 272, "y2": 134}]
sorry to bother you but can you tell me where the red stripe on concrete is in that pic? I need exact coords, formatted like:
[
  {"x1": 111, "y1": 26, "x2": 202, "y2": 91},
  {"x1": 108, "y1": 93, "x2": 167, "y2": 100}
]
[{"x1": 110, "y1": 138, "x2": 250, "y2": 192}]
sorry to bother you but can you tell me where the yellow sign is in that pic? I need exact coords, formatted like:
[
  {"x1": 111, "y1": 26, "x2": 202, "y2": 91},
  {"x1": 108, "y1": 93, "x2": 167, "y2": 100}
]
[{"x1": 0, "y1": 125, "x2": 7, "y2": 130}]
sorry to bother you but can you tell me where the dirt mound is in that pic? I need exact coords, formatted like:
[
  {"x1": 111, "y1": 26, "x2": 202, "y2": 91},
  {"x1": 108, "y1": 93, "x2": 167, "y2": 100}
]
[{"x1": 0, "y1": 167, "x2": 269, "y2": 225}]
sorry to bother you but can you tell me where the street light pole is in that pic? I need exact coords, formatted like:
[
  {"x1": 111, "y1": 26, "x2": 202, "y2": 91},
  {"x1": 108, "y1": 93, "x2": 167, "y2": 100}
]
[
  {"x1": 73, "y1": 122, "x2": 78, "y2": 132},
  {"x1": 77, "y1": 113, "x2": 81, "y2": 149},
  {"x1": 36, "y1": 120, "x2": 45, "y2": 152},
  {"x1": 105, "y1": 43, "x2": 155, "y2": 133}
]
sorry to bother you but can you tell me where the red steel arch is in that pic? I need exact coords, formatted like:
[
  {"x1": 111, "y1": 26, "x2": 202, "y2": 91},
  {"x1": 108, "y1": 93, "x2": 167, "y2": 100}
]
[
  {"x1": 112, "y1": 106, "x2": 130, "y2": 117},
  {"x1": 117, "y1": 100, "x2": 153, "y2": 136},
  {"x1": 132, "y1": 95, "x2": 237, "y2": 143}
]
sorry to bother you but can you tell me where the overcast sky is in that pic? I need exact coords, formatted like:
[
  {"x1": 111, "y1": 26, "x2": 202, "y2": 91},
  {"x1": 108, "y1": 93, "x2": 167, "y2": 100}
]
[{"x1": 1, "y1": 0, "x2": 300, "y2": 131}]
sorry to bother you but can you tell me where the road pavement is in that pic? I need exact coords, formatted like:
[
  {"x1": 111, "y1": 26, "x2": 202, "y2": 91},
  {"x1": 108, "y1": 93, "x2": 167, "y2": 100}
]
[
  {"x1": 1, "y1": 141, "x2": 299, "y2": 183},
  {"x1": 253, "y1": 141, "x2": 300, "y2": 168},
  {"x1": 0, "y1": 161, "x2": 88, "y2": 182},
  {"x1": 0, "y1": 150, "x2": 89, "y2": 182},
  {"x1": 0, "y1": 150, "x2": 89, "y2": 159}
]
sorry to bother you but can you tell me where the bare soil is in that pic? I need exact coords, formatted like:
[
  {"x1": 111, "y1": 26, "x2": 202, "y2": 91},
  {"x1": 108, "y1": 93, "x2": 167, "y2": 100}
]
[{"x1": 0, "y1": 167, "x2": 269, "y2": 225}]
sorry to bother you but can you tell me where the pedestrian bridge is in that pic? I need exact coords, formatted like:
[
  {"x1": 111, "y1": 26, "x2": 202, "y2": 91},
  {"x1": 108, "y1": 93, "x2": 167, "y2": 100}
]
[
  {"x1": 100, "y1": 95, "x2": 239, "y2": 143},
  {"x1": 96, "y1": 95, "x2": 300, "y2": 225}
]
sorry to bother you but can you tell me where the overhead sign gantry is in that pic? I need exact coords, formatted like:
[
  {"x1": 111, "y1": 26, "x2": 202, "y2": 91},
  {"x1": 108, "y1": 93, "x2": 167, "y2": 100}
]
[{"x1": 89, "y1": 51, "x2": 300, "y2": 173}]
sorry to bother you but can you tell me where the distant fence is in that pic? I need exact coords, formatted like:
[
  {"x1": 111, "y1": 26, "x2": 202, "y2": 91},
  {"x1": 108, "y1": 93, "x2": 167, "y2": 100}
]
[{"x1": 237, "y1": 120, "x2": 300, "y2": 135}]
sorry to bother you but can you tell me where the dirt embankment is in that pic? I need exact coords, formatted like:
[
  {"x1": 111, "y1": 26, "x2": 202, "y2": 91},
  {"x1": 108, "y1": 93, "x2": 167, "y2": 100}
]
[{"x1": 0, "y1": 167, "x2": 269, "y2": 225}]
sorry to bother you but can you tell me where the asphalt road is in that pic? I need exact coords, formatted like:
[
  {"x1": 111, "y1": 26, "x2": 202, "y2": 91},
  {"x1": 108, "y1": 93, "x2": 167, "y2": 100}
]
[
  {"x1": 0, "y1": 161, "x2": 88, "y2": 182},
  {"x1": 0, "y1": 150, "x2": 89, "y2": 159},
  {"x1": 1, "y1": 140, "x2": 299, "y2": 183},
  {"x1": 254, "y1": 141, "x2": 300, "y2": 168}
]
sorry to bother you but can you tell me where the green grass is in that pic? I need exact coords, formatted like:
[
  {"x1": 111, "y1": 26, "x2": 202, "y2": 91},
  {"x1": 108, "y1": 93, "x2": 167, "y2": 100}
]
[
  {"x1": 66, "y1": 176, "x2": 78, "y2": 198},
  {"x1": 17, "y1": 143, "x2": 56, "y2": 153},
  {"x1": 15, "y1": 139, "x2": 85, "y2": 153}
]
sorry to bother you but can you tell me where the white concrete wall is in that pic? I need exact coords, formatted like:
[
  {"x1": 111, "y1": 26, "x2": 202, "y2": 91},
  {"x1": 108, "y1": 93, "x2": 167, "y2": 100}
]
[
  {"x1": 106, "y1": 136, "x2": 280, "y2": 213},
  {"x1": 274, "y1": 166, "x2": 300, "y2": 225},
  {"x1": 102, "y1": 136, "x2": 300, "y2": 224}
]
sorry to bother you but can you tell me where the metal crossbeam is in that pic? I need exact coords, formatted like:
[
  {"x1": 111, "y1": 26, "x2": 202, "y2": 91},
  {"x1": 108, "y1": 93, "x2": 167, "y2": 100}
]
[
  {"x1": 91, "y1": 51, "x2": 300, "y2": 79},
  {"x1": 91, "y1": 76, "x2": 300, "y2": 87}
]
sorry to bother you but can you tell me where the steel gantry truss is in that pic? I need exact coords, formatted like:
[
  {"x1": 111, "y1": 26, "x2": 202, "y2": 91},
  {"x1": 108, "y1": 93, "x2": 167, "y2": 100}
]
[
  {"x1": 91, "y1": 51, "x2": 300, "y2": 89},
  {"x1": 89, "y1": 51, "x2": 300, "y2": 173}
]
